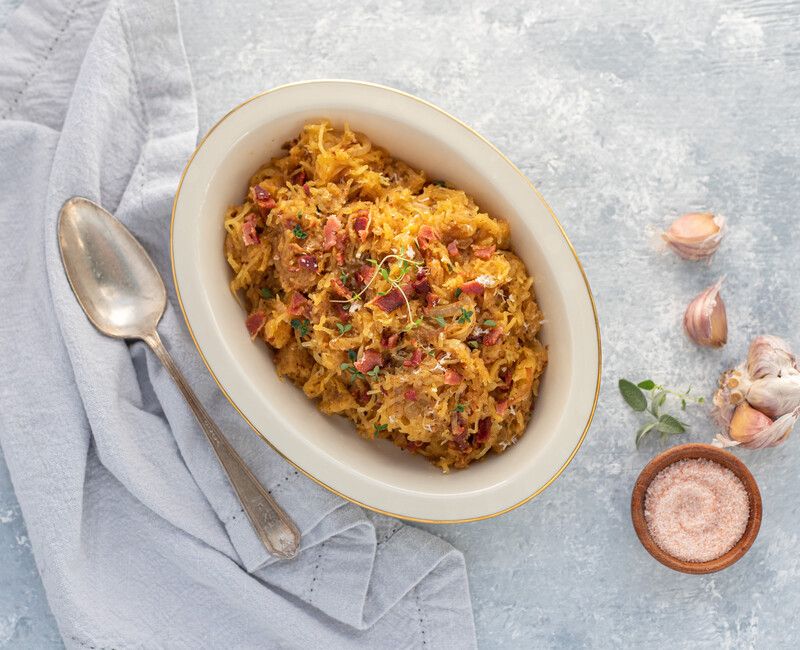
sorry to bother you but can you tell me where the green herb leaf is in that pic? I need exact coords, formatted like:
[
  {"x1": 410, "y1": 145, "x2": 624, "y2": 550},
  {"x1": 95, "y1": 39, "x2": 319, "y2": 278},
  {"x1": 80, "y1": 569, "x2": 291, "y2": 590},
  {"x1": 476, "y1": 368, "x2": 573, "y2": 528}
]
[
  {"x1": 433, "y1": 316, "x2": 447, "y2": 328},
  {"x1": 637, "y1": 379, "x2": 656, "y2": 390},
  {"x1": 347, "y1": 349, "x2": 357, "y2": 362},
  {"x1": 656, "y1": 414, "x2": 686, "y2": 435},
  {"x1": 432, "y1": 180, "x2": 446, "y2": 187},
  {"x1": 651, "y1": 390, "x2": 667, "y2": 416},
  {"x1": 483, "y1": 319, "x2": 497, "y2": 327},
  {"x1": 259, "y1": 287, "x2": 274, "y2": 299},
  {"x1": 336, "y1": 322, "x2": 353, "y2": 335},
  {"x1": 374, "y1": 423, "x2": 388, "y2": 433},
  {"x1": 367, "y1": 366, "x2": 381, "y2": 379},
  {"x1": 635, "y1": 422, "x2": 657, "y2": 448},
  {"x1": 340, "y1": 270, "x2": 349, "y2": 284},
  {"x1": 467, "y1": 340, "x2": 480, "y2": 349},
  {"x1": 618, "y1": 379, "x2": 647, "y2": 412},
  {"x1": 290, "y1": 318, "x2": 311, "y2": 337},
  {"x1": 379, "y1": 267, "x2": 390, "y2": 282},
  {"x1": 456, "y1": 307, "x2": 473, "y2": 324},
  {"x1": 454, "y1": 403, "x2": 465, "y2": 413},
  {"x1": 292, "y1": 223, "x2": 307, "y2": 240},
  {"x1": 454, "y1": 288, "x2": 462, "y2": 298}
]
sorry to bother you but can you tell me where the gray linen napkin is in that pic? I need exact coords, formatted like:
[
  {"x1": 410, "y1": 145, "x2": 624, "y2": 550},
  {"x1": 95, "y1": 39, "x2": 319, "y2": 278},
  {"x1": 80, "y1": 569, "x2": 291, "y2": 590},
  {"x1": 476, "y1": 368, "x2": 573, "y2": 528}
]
[{"x1": 0, "y1": 0, "x2": 476, "y2": 647}]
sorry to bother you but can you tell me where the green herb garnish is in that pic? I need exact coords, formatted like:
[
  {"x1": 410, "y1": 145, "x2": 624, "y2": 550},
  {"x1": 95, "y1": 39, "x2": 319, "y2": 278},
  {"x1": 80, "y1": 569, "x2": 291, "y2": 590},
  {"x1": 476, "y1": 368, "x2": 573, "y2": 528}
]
[
  {"x1": 292, "y1": 223, "x2": 307, "y2": 239},
  {"x1": 619, "y1": 378, "x2": 705, "y2": 447},
  {"x1": 456, "y1": 307, "x2": 473, "y2": 324},
  {"x1": 367, "y1": 366, "x2": 381, "y2": 380},
  {"x1": 432, "y1": 180, "x2": 446, "y2": 187},
  {"x1": 259, "y1": 287, "x2": 274, "y2": 299},
  {"x1": 454, "y1": 403, "x2": 466, "y2": 413},
  {"x1": 483, "y1": 319, "x2": 497, "y2": 327},
  {"x1": 340, "y1": 362, "x2": 366, "y2": 383},
  {"x1": 336, "y1": 322, "x2": 353, "y2": 335},
  {"x1": 374, "y1": 423, "x2": 389, "y2": 434},
  {"x1": 454, "y1": 288, "x2": 463, "y2": 298},
  {"x1": 347, "y1": 349, "x2": 357, "y2": 362},
  {"x1": 433, "y1": 316, "x2": 447, "y2": 328},
  {"x1": 290, "y1": 318, "x2": 311, "y2": 337},
  {"x1": 467, "y1": 340, "x2": 480, "y2": 349}
]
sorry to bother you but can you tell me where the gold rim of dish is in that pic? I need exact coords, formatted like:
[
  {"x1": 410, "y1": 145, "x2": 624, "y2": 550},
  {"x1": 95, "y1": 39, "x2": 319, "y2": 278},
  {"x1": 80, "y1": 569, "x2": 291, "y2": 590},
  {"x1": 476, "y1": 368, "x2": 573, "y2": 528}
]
[{"x1": 169, "y1": 79, "x2": 603, "y2": 524}]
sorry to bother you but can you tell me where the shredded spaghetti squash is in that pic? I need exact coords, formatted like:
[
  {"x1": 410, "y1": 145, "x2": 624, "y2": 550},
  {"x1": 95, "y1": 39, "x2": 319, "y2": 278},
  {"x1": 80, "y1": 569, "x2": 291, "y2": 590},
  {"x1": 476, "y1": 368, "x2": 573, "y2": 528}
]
[{"x1": 223, "y1": 122, "x2": 547, "y2": 471}]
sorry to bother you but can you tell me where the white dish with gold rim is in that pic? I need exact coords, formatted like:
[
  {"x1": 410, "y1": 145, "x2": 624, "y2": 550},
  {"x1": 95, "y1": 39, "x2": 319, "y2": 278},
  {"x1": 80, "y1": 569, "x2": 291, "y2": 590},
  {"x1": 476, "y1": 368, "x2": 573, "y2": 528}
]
[{"x1": 171, "y1": 80, "x2": 600, "y2": 523}]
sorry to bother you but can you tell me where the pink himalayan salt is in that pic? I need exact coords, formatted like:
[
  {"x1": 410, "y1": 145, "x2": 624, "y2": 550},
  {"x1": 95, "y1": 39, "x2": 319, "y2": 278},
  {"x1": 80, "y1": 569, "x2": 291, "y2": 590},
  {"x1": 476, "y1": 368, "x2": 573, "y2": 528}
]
[{"x1": 644, "y1": 458, "x2": 749, "y2": 563}]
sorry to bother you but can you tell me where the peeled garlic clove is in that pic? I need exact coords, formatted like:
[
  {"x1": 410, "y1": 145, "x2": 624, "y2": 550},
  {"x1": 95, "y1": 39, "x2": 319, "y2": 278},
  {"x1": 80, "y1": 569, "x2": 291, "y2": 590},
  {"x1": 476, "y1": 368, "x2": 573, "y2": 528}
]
[
  {"x1": 747, "y1": 335, "x2": 799, "y2": 379},
  {"x1": 745, "y1": 374, "x2": 800, "y2": 419},
  {"x1": 683, "y1": 278, "x2": 727, "y2": 347},
  {"x1": 662, "y1": 212, "x2": 726, "y2": 261}
]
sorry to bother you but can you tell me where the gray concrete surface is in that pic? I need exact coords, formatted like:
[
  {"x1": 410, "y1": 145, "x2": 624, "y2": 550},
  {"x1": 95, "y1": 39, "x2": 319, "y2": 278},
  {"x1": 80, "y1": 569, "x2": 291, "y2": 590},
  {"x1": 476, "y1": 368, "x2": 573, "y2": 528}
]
[{"x1": 3, "y1": 0, "x2": 800, "y2": 647}]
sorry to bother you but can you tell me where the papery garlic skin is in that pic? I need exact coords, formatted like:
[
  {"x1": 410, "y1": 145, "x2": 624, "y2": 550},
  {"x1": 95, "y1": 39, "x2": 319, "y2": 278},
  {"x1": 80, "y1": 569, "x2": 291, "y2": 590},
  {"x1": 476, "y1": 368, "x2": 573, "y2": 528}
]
[
  {"x1": 715, "y1": 406, "x2": 799, "y2": 450},
  {"x1": 684, "y1": 278, "x2": 727, "y2": 347},
  {"x1": 662, "y1": 212, "x2": 726, "y2": 261},
  {"x1": 713, "y1": 335, "x2": 800, "y2": 449},
  {"x1": 747, "y1": 335, "x2": 798, "y2": 379}
]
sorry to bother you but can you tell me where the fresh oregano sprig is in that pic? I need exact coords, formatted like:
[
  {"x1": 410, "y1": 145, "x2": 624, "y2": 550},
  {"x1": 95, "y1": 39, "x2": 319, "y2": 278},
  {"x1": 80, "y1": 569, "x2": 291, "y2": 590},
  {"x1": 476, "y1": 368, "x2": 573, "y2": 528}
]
[{"x1": 618, "y1": 378, "x2": 705, "y2": 447}]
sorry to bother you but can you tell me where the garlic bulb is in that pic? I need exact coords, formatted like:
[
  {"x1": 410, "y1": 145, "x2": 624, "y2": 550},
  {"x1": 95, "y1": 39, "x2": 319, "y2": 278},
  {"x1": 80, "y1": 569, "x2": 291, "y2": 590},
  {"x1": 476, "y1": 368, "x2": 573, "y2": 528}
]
[
  {"x1": 747, "y1": 335, "x2": 798, "y2": 379},
  {"x1": 683, "y1": 279, "x2": 727, "y2": 347},
  {"x1": 713, "y1": 335, "x2": 800, "y2": 449},
  {"x1": 662, "y1": 212, "x2": 726, "y2": 261}
]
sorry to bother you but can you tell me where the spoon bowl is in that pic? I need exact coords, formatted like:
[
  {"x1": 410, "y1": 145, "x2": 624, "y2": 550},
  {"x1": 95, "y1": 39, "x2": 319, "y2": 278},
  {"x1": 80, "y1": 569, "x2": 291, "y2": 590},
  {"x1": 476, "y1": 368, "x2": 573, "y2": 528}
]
[{"x1": 58, "y1": 197, "x2": 166, "y2": 338}]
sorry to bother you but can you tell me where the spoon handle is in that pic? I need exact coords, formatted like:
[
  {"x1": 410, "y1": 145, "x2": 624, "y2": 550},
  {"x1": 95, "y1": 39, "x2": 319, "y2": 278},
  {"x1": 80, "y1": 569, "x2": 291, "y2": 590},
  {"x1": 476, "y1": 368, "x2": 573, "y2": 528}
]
[{"x1": 142, "y1": 330, "x2": 301, "y2": 560}]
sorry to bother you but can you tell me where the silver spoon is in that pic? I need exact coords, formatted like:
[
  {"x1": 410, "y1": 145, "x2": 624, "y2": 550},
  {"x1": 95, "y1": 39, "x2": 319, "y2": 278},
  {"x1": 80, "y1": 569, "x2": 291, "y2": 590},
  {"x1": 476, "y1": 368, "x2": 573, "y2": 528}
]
[{"x1": 58, "y1": 196, "x2": 300, "y2": 560}]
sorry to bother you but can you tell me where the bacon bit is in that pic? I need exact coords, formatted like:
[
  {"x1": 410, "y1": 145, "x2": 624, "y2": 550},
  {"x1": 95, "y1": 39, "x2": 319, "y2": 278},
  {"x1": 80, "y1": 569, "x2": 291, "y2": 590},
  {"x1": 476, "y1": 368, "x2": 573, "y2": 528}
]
[
  {"x1": 500, "y1": 367, "x2": 513, "y2": 388},
  {"x1": 459, "y1": 280, "x2": 484, "y2": 295},
  {"x1": 475, "y1": 417, "x2": 492, "y2": 444},
  {"x1": 323, "y1": 216, "x2": 342, "y2": 250},
  {"x1": 336, "y1": 233, "x2": 347, "y2": 265},
  {"x1": 356, "y1": 264, "x2": 375, "y2": 286},
  {"x1": 242, "y1": 215, "x2": 259, "y2": 246},
  {"x1": 330, "y1": 278, "x2": 352, "y2": 299},
  {"x1": 417, "y1": 224, "x2": 439, "y2": 250},
  {"x1": 288, "y1": 291, "x2": 310, "y2": 316},
  {"x1": 447, "y1": 241, "x2": 460, "y2": 257},
  {"x1": 495, "y1": 400, "x2": 509, "y2": 415},
  {"x1": 406, "y1": 440, "x2": 424, "y2": 452},
  {"x1": 473, "y1": 244, "x2": 496, "y2": 260},
  {"x1": 372, "y1": 287, "x2": 406, "y2": 313},
  {"x1": 444, "y1": 369, "x2": 463, "y2": 385},
  {"x1": 251, "y1": 185, "x2": 277, "y2": 213},
  {"x1": 426, "y1": 293, "x2": 440, "y2": 307},
  {"x1": 302, "y1": 182, "x2": 311, "y2": 196},
  {"x1": 382, "y1": 332, "x2": 400, "y2": 349},
  {"x1": 411, "y1": 269, "x2": 432, "y2": 297},
  {"x1": 354, "y1": 349, "x2": 383, "y2": 373},
  {"x1": 482, "y1": 326, "x2": 503, "y2": 346},
  {"x1": 404, "y1": 389, "x2": 418, "y2": 401},
  {"x1": 451, "y1": 414, "x2": 469, "y2": 450},
  {"x1": 291, "y1": 170, "x2": 306, "y2": 185},
  {"x1": 245, "y1": 311, "x2": 266, "y2": 338},
  {"x1": 297, "y1": 254, "x2": 318, "y2": 271},
  {"x1": 353, "y1": 210, "x2": 369, "y2": 241},
  {"x1": 332, "y1": 302, "x2": 351, "y2": 321},
  {"x1": 353, "y1": 390, "x2": 370, "y2": 406},
  {"x1": 404, "y1": 347, "x2": 423, "y2": 368}
]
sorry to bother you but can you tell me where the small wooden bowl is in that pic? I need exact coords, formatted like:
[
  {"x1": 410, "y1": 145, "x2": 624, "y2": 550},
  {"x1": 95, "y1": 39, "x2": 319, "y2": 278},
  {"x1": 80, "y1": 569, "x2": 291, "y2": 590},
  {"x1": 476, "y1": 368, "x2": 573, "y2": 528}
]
[{"x1": 631, "y1": 443, "x2": 762, "y2": 574}]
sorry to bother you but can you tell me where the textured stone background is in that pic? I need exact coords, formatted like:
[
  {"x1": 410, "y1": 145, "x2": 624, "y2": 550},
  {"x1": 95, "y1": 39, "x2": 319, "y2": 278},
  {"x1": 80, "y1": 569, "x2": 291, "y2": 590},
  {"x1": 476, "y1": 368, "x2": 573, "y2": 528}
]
[{"x1": 3, "y1": 0, "x2": 800, "y2": 647}]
